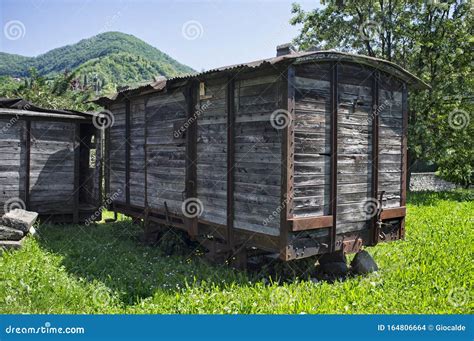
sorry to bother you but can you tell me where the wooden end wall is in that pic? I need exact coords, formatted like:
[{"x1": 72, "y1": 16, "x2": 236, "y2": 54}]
[{"x1": 0, "y1": 118, "x2": 100, "y2": 221}]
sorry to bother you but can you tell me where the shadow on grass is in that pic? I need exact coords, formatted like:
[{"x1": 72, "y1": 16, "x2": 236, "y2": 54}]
[
  {"x1": 36, "y1": 221, "x2": 305, "y2": 306},
  {"x1": 36, "y1": 220, "x2": 254, "y2": 306},
  {"x1": 407, "y1": 189, "x2": 473, "y2": 206},
  {"x1": 36, "y1": 190, "x2": 473, "y2": 306}
]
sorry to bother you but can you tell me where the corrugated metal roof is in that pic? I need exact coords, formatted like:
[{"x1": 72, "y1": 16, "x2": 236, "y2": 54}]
[
  {"x1": 93, "y1": 50, "x2": 428, "y2": 105},
  {"x1": 0, "y1": 98, "x2": 93, "y2": 120}
]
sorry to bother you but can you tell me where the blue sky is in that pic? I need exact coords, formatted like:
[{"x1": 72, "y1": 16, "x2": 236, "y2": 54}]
[{"x1": 0, "y1": 0, "x2": 320, "y2": 71}]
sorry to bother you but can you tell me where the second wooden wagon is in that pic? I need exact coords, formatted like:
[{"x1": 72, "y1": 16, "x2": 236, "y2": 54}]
[{"x1": 0, "y1": 98, "x2": 102, "y2": 224}]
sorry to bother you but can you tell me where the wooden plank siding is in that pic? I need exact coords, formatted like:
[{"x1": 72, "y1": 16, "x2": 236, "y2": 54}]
[
  {"x1": 378, "y1": 73, "x2": 404, "y2": 209},
  {"x1": 28, "y1": 121, "x2": 76, "y2": 214},
  {"x1": 108, "y1": 102, "x2": 127, "y2": 202},
  {"x1": 1, "y1": 110, "x2": 101, "y2": 223},
  {"x1": 196, "y1": 78, "x2": 229, "y2": 226},
  {"x1": 0, "y1": 119, "x2": 25, "y2": 214},
  {"x1": 232, "y1": 71, "x2": 282, "y2": 236},
  {"x1": 130, "y1": 97, "x2": 146, "y2": 207},
  {"x1": 145, "y1": 91, "x2": 187, "y2": 213},
  {"x1": 335, "y1": 63, "x2": 374, "y2": 234},
  {"x1": 292, "y1": 63, "x2": 332, "y2": 217}
]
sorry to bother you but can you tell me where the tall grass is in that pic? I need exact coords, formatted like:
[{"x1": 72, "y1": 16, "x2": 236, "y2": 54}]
[{"x1": 0, "y1": 190, "x2": 472, "y2": 314}]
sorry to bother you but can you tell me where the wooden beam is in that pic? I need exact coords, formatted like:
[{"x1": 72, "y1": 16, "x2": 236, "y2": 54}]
[
  {"x1": 286, "y1": 66, "x2": 295, "y2": 220},
  {"x1": 400, "y1": 83, "x2": 408, "y2": 239},
  {"x1": 73, "y1": 123, "x2": 80, "y2": 224},
  {"x1": 97, "y1": 127, "x2": 103, "y2": 208},
  {"x1": 226, "y1": 77, "x2": 235, "y2": 249},
  {"x1": 144, "y1": 98, "x2": 149, "y2": 208},
  {"x1": 105, "y1": 106, "x2": 111, "y2": 207},
  {"x1": 185, "y1": 80, "x2": 199, "y2": 238},
  {"x1": 381, "y1": 207, "x2": 406, "y2": 220},
  {"x1": 279, "y1": 66, "x2": 295, "y2": 260},
  {"x1": 290, "y1": 215, "x2": 333, "y2": 231},
  {"x1": 125, "y1": 99, "x2": 131, "y2": 205},
  {"x1": 401, "y1": 83, "x2": 408, "y2": 207},
  {"x1": 371, "y1": 71, "x2": 380, "y2": 245},
  {"x1": 329, "y1": 62, "x2": 338, "y2": 253},
  {"x1": 24, "y1": 120, "x2": 31, "y2": 210}
]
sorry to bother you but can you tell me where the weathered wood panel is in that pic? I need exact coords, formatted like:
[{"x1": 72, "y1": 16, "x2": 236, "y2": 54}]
[
  {"x1": 0, "y1": 119, "x2": 25, "y2": 214},
  {"x1": 130, "y1": 98, "x2": 146, "y2": 207},
  {"x1": 146, "y1": 90, "x2": 187, "y2": 214},
  {"x1": 336, "y1": 63, "x2": 374, "y2": 233},
  {"x1": 378, "y1": 73, "x2": 404, "y2": 209},
  {"x1": 292, "y1": 62, "x2": 332, "y2": 218},
  {"x1": 29, "y1": 121, "x2": 75, "y2": 213},
  {"x1": 196, "y1": 79, "x2": 228, "y2": 225},
  {"x1": 232, "y1": 70, "x2": 282, "y2": 236},
  {"x1": 108, "y1": 102, "x2": 127, "y2": 202}
]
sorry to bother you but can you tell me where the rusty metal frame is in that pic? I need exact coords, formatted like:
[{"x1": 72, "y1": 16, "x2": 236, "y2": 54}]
[
  {"x1": 290, "y1": 215, "x2": 333, "y2": 231},
  {"x1": 329, "y1": 62, "x2": 339, "y2": 253},
  {"x1": 226, "y1": 77, "x2": 236, "y2": 249},
  {"x1": 185, "y1": 80, "x2": 199, "y2": 238},
  {"x1": 381, "y1": 207, "x2": 406, "y2": 220},
  {"x1": 371, "y1": 71, "x2": 380, "y2": 245},
  {"x1": 112, "y1": 200, "x2": 281, "y2": 253}
]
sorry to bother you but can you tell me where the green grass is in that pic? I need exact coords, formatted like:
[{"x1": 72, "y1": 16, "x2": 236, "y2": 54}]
[{"x1": 1, "y1": 190, "x2": 473, "y2": 314}]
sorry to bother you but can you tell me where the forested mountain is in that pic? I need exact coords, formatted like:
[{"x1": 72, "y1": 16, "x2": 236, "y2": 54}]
[{"x1": 0, "y1": 32, "x2": 194, "y2": 88}]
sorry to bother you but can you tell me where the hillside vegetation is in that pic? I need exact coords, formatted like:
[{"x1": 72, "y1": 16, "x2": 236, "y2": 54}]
[{"x1": 0, "y1": 32, "x2": 194, "y2": 88}]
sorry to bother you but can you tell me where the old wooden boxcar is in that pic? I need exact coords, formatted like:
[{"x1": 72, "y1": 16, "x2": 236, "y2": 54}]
[
  {"x1": 0, "y1": 99, "x2": 102, "y2": 223},
  {"x1": 95, "y1": 49, "x2": 427, "y2": 261}
]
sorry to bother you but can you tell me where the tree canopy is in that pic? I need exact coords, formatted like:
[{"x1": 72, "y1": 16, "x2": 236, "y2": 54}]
[{"x1": 291, "y1": 0, "x2": 473, "y2": 186}]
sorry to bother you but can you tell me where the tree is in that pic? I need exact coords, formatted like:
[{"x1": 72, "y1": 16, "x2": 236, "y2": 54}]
[
  {"x1": 0, "y1": 68, "x2": 97, "y2": 112},
  {"x1": 291, "y1": 0, "x2": 473, "y2": 186}
]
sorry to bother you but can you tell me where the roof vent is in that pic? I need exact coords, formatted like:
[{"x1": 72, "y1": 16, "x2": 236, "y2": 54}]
[{"x1": 276, "y1": 43, "x2": 296, "y2": 57}]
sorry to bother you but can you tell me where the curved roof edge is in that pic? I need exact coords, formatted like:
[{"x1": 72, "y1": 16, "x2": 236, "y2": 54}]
[{"x1": 93, "y1": 50, "x2": 429, "y2": 106}]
